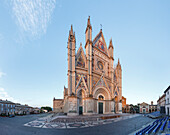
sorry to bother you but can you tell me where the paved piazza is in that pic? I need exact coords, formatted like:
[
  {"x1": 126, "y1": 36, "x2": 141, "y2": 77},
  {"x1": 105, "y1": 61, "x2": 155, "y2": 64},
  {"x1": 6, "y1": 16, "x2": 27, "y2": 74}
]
[
  {"x1": 0, "y1": 113, "x2": 155, "y2": 135},
  {"x1": 24, "y1": 113, "x2": 142, "y2": 129}
]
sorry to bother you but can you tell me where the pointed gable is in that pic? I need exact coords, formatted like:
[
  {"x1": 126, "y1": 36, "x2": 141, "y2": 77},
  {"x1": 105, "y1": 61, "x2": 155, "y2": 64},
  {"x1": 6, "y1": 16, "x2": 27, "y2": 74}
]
[
  {"x1": 93, "y1": 30, "x2": 109, "y2": 56},
  {"x1": 96, "y1": 77, "x2": 107, "y2": 87},
  {"x1": 76, "y1": 75, "x2": 88, "y2": 91},
  {"x1": 114, "y1": 86, "x2": 119, "y2": 97},
  {"x1": 94, "y1": 74, "x2": 110, "y2": 90},
  {"x1": 76, "y1": 44, "x2": 86, "y2": 68}
]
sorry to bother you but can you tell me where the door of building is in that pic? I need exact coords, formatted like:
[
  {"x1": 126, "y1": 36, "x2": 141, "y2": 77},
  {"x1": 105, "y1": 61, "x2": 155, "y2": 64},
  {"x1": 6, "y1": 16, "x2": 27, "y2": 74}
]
[
  {"x1": 79, "y1": 106, "x2": 83, "y2": 115},
  {"x1": 98, "y1": 102, "x2": 103, "y2": 114},
  {"x1": 167, "y1": 107, "x2": 169, "y2": 115}
]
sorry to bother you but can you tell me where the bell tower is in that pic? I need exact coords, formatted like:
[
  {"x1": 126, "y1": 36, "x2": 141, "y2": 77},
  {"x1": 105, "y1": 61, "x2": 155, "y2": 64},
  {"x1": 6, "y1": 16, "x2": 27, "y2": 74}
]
[
  {"x1": 67, "y1": 25, "x2": 78, "y2": 116},
  {"x1": 108, "y1": 38, "x2": 114, "y2": 98},
  {"x1": 67, "y1": 25, "x2": 76, "y2": 96},
  {"x1": 116, "y1": 58, "x2": 122, "y2": 113}
]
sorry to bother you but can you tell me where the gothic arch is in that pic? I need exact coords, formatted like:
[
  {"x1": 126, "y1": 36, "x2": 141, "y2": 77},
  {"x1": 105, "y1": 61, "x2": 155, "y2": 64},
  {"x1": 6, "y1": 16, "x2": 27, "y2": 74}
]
[
  {"x1": 76, "y1": 75, "x2": 89, "y2": 94},
  {"x1": 93, "y1": 86, "x2": 111, "y2": 100},
  {"x1": 76, "y1": 88, "x2": 87, "y2": 98}
]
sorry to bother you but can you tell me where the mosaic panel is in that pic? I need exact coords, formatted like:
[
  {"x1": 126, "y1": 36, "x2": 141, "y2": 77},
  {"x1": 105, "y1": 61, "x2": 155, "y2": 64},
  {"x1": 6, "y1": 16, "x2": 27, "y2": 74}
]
[
  {"x1": 76, "y1": 74, "x2": 87, "y2": 87},
  {"x1": 96, "y1": 78, "x2": 106, "y2": 88},
  {"x1": 93, "y1": 77, "x2": 99, "y2": 87},
  {"x1": 76, "y1": 74, "x2": 81, "y2": 85},
  {"x1": 76, "y1": 55, "x2": 85, "y2": 68},
  {"x1": 94, "y1": 36, "x2": 107, "y2": 54}
]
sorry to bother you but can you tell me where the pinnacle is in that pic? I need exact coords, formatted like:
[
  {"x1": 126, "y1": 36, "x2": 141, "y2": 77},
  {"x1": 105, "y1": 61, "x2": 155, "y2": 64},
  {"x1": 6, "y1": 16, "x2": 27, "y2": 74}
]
[
  {"x1": 109, "y1": 38, "x2": 113, "y2": 48},
  {"x1": 118, "y1": 58, "x2": 120, "y2": 65},
  {"x1": 70, "y1": 25, "x2": 73, "y2": 35},
  {"x1": 87, "y1": 16, "x2": 91, "y2": 26}
]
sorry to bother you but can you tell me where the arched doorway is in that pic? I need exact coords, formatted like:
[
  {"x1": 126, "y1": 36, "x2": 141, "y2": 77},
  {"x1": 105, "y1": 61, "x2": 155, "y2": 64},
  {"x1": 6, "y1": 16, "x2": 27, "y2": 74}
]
[{"x1": 93, "y1": 87, "x2": 111, "y2": 114}]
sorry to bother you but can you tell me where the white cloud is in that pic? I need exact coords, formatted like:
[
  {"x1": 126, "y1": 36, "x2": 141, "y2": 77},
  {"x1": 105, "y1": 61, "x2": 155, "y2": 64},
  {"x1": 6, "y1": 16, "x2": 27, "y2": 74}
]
[
  {"x1": 0, "y1": 71, "x2": 18, "y2": 103},
  {"x1": 10, "y1": 0, "x2": 56, "y2": 38},
  {"x1": 0, "y1": 72, "x2": 6, "y2": 78},
  {"x1": 0, "y1": 87, "x2": 17, "y2": 102}
]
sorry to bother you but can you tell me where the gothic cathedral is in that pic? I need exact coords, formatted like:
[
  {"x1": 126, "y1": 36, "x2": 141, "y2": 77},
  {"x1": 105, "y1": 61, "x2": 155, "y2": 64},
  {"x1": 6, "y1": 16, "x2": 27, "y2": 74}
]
[{"x1": 53, "y1": 17, "x2": 122, "y2": 115}]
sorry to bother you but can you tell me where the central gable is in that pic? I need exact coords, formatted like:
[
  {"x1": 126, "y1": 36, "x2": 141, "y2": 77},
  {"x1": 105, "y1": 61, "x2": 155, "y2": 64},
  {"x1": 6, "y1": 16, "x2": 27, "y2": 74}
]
[{"x1": 93, "y1": 31, "x2": 109, "y2": 56}]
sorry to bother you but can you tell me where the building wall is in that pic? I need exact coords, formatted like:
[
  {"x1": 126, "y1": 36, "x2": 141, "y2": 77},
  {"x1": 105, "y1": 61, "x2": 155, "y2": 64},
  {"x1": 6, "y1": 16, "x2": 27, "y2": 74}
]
[
  {"x1": 123, "y1": 105, "x2": 130, "y2": 113},
  {"x1": 139, "y1": 102, "x2": 149, "y2": 114},
  {"x1": 149, "y1": 105, "x2": 157, "y2": 113},
  {"x1": 53, "y1": 99, "x2": 64, "y2": 113},
  {"x1": 165, "y1": 87, "x2": 170, "y2": 115},
  {"x1": 157, "y1": 93, "x2": 166, "y2": 112},
  {"x1": 0, "y1": 101, "x2": 15, "y2": 115},
  {"x1": 122, "y1": 96, "x2": 126, "y2": 108}
]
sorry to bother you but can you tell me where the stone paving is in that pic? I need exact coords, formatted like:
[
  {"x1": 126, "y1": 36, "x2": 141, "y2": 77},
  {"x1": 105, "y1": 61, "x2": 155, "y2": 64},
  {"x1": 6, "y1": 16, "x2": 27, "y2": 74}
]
[{"x1": 24, "y1": 113, "x2": 141, "y2": 129}]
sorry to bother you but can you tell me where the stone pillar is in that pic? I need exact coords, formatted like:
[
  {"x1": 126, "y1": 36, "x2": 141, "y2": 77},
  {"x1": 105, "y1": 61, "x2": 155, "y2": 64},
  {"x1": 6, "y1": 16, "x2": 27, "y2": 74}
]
[
  {"x1": 67, "y1": 96, "x2": 78, "y2": 116},
  {"x1": 111, "y1": 101, "x2": 115, "y2": 114},
  {"x1": 118, "y1": 102, "x2": 122, "y2": 113},
  {"x1": 83, "y1": 97, "x2": 94, "y2": 115}
]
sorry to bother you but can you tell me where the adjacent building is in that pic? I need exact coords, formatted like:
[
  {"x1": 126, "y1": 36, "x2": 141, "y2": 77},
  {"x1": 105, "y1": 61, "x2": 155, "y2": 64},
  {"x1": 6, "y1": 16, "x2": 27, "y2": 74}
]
[
  {"x1": 139, "y1": 101, "x2": 157, "y2": 114},
  {"x1": 0, "y1": 100, "x2": 15, "y2": 115},
  {"x1": 53, "y1": 98, "x2": 63, "y2": 113},
  {"x1": 15, "y1": 104, "x2": 33, "y2": 115},
  {"x1": 0, "y1": 99, "x2": 40, "y2": 116},
  {"x1": 149, "y1": 101, "x2": 157, "y2": 113},
  {"x1": 122, "y1": 96, "x2": 126, "y2": 108},
  {"x1": 139, "y1": 102, "x2": 149, "y2": 113},
  {"x1": 32, "y1": 107, "x2": 41, "y2": 114},
  {"x1": 122, "y1": 96, "x2": 127, "y2": 113},
  {"x1": 53, "y1": 17, "x2": 123, "y2": 115},
  {"x1": 157, "y1": 93, "x2": 165, "y2": 113},
  {"x1": 123, "y1": 104, "x2": 130, "y2": 113},
  {"x1": 164, "y1": 86, "x2": 170, "y2": 115}
]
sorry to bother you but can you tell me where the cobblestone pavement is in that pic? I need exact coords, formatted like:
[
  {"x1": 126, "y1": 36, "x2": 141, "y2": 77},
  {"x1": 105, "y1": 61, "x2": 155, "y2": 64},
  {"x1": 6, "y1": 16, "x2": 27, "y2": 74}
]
[{"x1": 24, "y1": 114, "x2": 141, "y2": 129}]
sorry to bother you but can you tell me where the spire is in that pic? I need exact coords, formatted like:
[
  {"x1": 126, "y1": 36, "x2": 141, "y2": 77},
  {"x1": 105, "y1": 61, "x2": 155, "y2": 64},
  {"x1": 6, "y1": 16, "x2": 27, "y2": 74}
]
[
  {"x1": 87, "y1": 16, "x2": 91, "y2": 27},
  {"x1": 70, "y1": 25, "x2": 73, "y2": 35},
  {"x1": 117, "y1": 58, "x2": 121, "y2": 69},
  {"x1": 85, "y1": 16, "x2": 92, "y2": 33},
  {"x1": 118, "y1": 58, "x2": 120, "y2": 65},
  {"x1": 68, "y1": 25, "x2": 75, "y2": 42},
  {"x1": 80, "y1": 42, "x2": 82, "y2": 46},
  {"x1": 109, "y1": 38, "x2": 113, "y2": 48}
]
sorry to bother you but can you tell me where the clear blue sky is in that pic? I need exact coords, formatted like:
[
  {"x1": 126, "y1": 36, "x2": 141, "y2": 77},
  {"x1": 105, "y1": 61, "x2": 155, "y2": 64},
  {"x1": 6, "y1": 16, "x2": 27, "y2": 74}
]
[{"x1": 0, "y1": 0, "x2": 169, "y2": 107}]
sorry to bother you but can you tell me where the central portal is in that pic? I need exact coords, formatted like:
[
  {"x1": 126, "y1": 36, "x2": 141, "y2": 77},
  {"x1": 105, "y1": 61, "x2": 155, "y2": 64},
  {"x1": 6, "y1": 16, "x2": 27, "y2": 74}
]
[
  {"x1": 98, "y1": 102, "x2": 103, "y2": 114},
  {"x1": 79, "y1": 106, "x2": 83, "y2": 115}
]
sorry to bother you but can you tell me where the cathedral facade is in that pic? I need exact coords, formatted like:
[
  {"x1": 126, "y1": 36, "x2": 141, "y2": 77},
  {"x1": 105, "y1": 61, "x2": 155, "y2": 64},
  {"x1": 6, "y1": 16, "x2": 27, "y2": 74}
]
[{"x1": 53, "y1": 17, "x2": 122, "y2": 115}]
